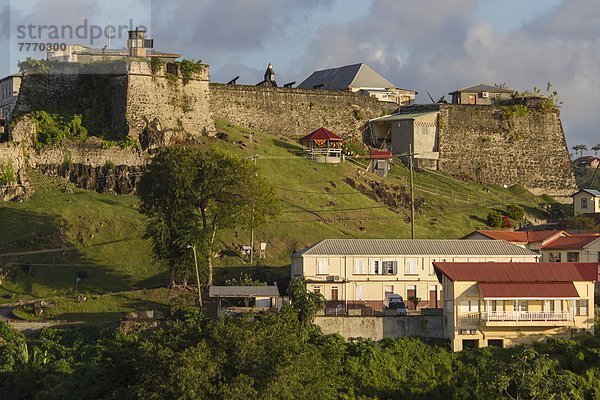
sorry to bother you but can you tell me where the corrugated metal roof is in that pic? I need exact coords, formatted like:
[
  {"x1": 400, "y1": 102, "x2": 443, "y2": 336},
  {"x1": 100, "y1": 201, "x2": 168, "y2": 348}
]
[
  {"x1": 434, "y1": 262, "x2": 599, "y2": 282},
  {"x1": 464, "y1": 230, "x2": 566, "y2": 243},
  {"x1": 541, "y1": 235, "x2": 600, "y2": 250},
  {"x1": 294, "y1": 239, "x2": 538, "y2": 257},
  {"x1": 209, "y1": 286, "x2": 280, "y2": 298},
  {"x1": 574, "y1": 189, "x2": 600, "y2": 197},
  {"x1": 449, "y1": 84, "x2": 514, "y2": 94},
  {"x1": 298, "y1": 63, "x2": 414, "y2": 92},
  {"x1": 369, "y1": 111, "x2": 437, "y2": 123},
  {"x1": 478, "y1": 282, "x2": 579, "y2": 298}
]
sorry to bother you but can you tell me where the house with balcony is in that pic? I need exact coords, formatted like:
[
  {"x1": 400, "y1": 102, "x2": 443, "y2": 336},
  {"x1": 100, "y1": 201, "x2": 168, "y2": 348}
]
[
  {"x1": 291, "y1": 239, "x2": 539, "y2": 316},
  {"x1": 434, "y1": 262, "x2": 598, "y2": 351},
  {"x1": 462, "y1": 230, "x2": 568, "y2": 254}
]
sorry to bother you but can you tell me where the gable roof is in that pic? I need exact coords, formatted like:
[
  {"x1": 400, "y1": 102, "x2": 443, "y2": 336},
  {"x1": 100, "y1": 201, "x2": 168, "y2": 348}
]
[
  {"x1": 369, "y1": 111, "x2": 438, "y2": 123},
  {"x1": 300, "y1": 127, "x2": 343, "y2": 142},
  {"x1": 463, "y1": 230, "x2": 566, "y2": 244},
  {"x1": 209, "y1": 286, "x2": 280, "y2": 298},
  {"x1": 298, "y1": 63, "x2": 411, "y2": 92},
  {"x1": 449, "y1": 84, "x2": 514, "y2": 95},
  {"x1": 434, "y1": 262, "x2": 599, "y2": 282},
  {"x1": 541, "y1": 234, "x2": 600, "y2": 250},
  {"x1": 572, "y1": 189, "x2": 600, "y2": 197},
  {"x1": 293, "y1": 239, "x2": 538, "y2": 257},
  {"x1": 478, "y1": 282, "x2": 580, "y2": 299}
]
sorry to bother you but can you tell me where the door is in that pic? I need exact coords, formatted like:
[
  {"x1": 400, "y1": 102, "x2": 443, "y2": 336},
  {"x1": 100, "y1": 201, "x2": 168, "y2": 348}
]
[
  {"x1": 468, "y1": 94, "x2": 476, "y2": 105},
  {"x1": 407, "y1": 286, "x2": 416, "y2": 310},
  {"x1": 429, "y1": 286, "x2": 437, "y2": 308},
  {"x1": 356, "y1": 285, "x2": 365, "y2": 301},
  {"x1": 331, "y1": 287, "x2": 339, "y2": 302}
]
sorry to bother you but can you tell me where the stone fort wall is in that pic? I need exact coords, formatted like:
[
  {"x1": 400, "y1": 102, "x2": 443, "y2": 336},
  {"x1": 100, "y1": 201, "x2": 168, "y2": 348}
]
[
  {"x1": 437, "y1": 104, "x2": 577, "y2": 200},
  {"x1": 209, "y1": 84, "x2": 397, "y2": 137}
]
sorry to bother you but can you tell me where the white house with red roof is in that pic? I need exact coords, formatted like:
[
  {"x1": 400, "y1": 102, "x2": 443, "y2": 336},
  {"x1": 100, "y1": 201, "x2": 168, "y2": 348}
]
[
  {"x1": 434, "y1": 262, "x2": 598, "y2": 351},
  {"x1": 540, "y1": 234, "x2": 600, "y2": 263},
  {"x1": 462, "y1": 230, "x2": 568, "y2": 253}
]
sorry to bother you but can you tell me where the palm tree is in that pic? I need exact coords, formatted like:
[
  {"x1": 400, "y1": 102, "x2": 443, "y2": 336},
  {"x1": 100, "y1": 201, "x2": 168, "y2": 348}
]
[
  {"x1": 572, "y1": 144, "x2": 588, "y2": 158},
  {"x1": 592, "y1": 144, "x2": 600, "y2": 157}
]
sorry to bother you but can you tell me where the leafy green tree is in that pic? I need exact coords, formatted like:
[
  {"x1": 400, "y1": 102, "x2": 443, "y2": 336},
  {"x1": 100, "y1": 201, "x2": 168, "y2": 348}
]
[
  {"x1": 138, "y1": 148, "x2": 279, "y2": 286},
  {"x1": 592, "y1": 144, "x2": 600, "y2": 156},
  {"x1": 287, "y1": 278, "x2": 325, "y2": 326},
  {"x1": 565, "y1": 215, "x2": 600, "y2": 233},
  {"x1": 506, "y1": 204, "x2": 524, "y2": 221},
  {"x1": 486, "y1": 211, "x2": 503, "y2": 228},
  {"x1": 0, "y1": 322, "x2": 28, "y2": 372}
]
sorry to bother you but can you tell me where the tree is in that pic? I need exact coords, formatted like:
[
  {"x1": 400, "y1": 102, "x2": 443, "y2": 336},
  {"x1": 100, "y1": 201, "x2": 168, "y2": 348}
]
[
  {"x1": 287, "y1": 278, "x2": 325, "y2": 326},
  {"x1": 592, "y1": 144, "x2": 600, "y2": 157},
  {"x1": 572, "y1": 144, "x2": 588, "y2": 158},
  {"x1": 138, "y1": 148, "x2": 279, "y2": 287},
  {"x1": 486, "y1": 211, "x2": 502, "y2": 228},
  {"x1": 506, "y1": 204, "x2": 524, "y2": 221},
  {"x1": 565, "y1": 215, "x2": 600, "y2": 233}
]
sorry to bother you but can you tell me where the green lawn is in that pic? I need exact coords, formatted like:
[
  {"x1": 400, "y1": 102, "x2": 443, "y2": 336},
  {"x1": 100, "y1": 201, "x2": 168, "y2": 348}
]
[{"x1": 0, "y1": 118, "x2": 560, "y2": 314}]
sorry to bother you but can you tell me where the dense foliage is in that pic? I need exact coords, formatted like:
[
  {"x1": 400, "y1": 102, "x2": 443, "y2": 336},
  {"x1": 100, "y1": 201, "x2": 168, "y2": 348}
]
[
  {"x1": 486, "y1": 210, "x2": 503, "y2": 227},
  {"x1": 138, "y1": 148, "x2": 279, "y2": 286},
  {"x1": 1, "y1": 309, "x2": 600, "y2": 400}
]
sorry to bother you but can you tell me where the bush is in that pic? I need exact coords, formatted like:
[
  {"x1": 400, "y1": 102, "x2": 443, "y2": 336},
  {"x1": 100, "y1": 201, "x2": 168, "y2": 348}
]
[
  {"x1": 506, "y1": 204, "x2": 524, "y2": 220},
  {"x1": 487, "y1": 211, "x2": 502, "y2": 227},
  {"x1": 501, "y1": 215, "x2": 513, "y2": 228}
]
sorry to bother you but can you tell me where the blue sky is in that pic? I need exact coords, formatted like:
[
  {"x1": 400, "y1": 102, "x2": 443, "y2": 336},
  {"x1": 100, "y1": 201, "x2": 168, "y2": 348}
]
[{"x1": 1, "y1": 0, "x2": 598, "y2": 148}]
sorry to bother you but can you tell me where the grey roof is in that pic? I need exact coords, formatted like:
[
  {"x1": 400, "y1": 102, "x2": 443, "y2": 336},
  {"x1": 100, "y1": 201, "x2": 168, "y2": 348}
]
[
  {"x1": 298, "y1": 63, "x2": 414, "y2": 92},
  {"x1": 370, "y1": 111, "x2": 437, "y2": 123},
  {"x1": 209, "y1": 286, "x2": 280, "y2": 298},
  {"x1": 573, "y1": 189, "x2": 600, "y2": 197},
  {"x1": 293, "y1": 239, "x2": 538, "y2": 257},
  {"x1": 449, "y1": 84, "x2": 514, "y2": 95}
]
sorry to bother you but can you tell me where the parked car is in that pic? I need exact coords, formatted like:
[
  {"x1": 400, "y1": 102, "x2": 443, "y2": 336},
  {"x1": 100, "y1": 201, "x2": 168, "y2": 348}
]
[{"x1": 384, "y1": 294, "x2": 407, "y2": 315}]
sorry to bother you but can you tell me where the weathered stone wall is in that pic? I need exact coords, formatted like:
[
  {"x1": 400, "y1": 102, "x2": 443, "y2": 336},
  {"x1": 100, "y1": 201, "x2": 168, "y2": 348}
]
[
  {"x1": 315, "y1": 315, "x2": 443, "y2": 340},
  {"x1": 0, "y1": 142, "x2": 30, "y2": 201},
  {"x1": 125, "y1": 62, "x2": 214, "y2": 143},
  {"x1": 436, "y1": 104, "x2": 576, "y2": 200},
  {"x1": 209, "y1": 84, "x2": 397, "y2": 137}
]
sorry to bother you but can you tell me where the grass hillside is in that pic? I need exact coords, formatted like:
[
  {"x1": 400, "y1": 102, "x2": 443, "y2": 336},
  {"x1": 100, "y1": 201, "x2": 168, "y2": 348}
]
[{"x1": 0, "y1": 118, "x2": 563, "y2": 320}]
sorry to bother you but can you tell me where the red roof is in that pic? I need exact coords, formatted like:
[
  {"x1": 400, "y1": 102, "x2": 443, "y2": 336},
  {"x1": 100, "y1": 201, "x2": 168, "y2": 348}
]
[
  {"x1": 370, "y1": 150, "x2": 393, "y2": 159},
  {"x1": 541, "y1": 234, "x2": 600, "y2": 250},
  {"x1": 434, "y1": 262, "x2": 599, "y2": 282},
  {"x1": 468, "y1": 230, "x2": 566, "y2": 244},
  {"x1": 300, "y1": 127, "x2": 343, "y2": 143},
  {"x1": 478, "y1": 282, "x2": 579, "y2": 298}
]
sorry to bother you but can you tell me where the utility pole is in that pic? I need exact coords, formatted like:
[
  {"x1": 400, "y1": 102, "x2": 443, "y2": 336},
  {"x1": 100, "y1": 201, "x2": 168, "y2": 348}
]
[
  {"x1": 250, "y1": 155, "x2": 258, "y2": 264},
  {"x1": 409, "y1": 144, "x2": 415, "y2": 239},
  {"x1": 187, "y1": 245, "x2": 203, "y2": 309}
]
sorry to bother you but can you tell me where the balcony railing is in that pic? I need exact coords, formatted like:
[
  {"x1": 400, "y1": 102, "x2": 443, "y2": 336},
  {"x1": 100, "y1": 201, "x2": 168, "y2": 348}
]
[{"x1": 482, "y1": 311, "x2": 574, "y2": 322}]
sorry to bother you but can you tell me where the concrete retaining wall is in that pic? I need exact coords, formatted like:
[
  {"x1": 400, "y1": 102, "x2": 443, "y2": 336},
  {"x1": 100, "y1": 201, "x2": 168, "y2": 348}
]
[{"x1": 315, "y1": 315, "x2": 443, "y2": 340}]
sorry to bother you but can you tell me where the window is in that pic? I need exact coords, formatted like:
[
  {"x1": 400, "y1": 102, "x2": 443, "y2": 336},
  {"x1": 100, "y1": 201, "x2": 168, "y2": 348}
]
[
  {"x1": 375, "y1": 160, "x2": 386, "y2": 170},
  {"x1": 383, "y1": 261, "x2": 397, "y2": 275},
  {"x1": 567, "y1": 252, "x2": 580, "y2": 262},
  {"x1": 317, "y1": 259, "x2": 328, "y2": 275},
  {"x1": 543, "y1": 300, "x2": 554, "y2": 312},
  {"x1": 514, "y1": 300, "x2": 528, "y2": 312},
  {"x1": 354, "y1": 260, "x2": 366, "y2": 275},
  {"x1": 384, "y1": 285, "x2": 394, "y2": 295},
  {"x1": 549, "y1": 252, "x2": 562, "y2": 262},
  {"x1": 405, "y1": 259, "x2": 417, "y2": 275},
  {"x1": 372, "y1": 260, "x2": 382, "y2": 275},
  {"x1": 356, "y1": 285, "x2": 365, "y2": 300},
  {"x1": 312, "y1": 286, "x2": 321, "y2": 294},
  {"x1": 578, "y1": 299, "x2": 588, "y2": 316},
  {"x1": 581, "y1": 198, "x2": 588, "y2": 209},
  {"x1": 488, "y1": 339, "x2": 503, "y2": 348},
  {"x1": 460, "y1": 300, "x2": 479, "y2": 312}
]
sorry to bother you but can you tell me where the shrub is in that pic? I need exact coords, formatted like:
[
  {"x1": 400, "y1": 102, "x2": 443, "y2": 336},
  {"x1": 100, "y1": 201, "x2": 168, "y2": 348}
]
[
  {"x1": 486, "y1": 211, "x2": 502, "y2": 227},
  {"x1": 0, "y1": 163, "x2": 15, "y2": 185},
  {"x1": 506, "y1": 204, "x2": 524, "y2": 220},
  {"x1": 501, "y1": 215, "x2": 513, "y2": 228}
]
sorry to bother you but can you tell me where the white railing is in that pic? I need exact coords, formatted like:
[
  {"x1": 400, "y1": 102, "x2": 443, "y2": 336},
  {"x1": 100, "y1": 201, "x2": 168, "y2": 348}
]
[
  {"x1": 304, "y1": 148, "x2": 342, "y2": 156},
  {"x1": 458, "y1": 313, "x2": 480, "y2": 326},
  {"x1": 481, "y1": 311, "x2": 574, "y2": 322}
]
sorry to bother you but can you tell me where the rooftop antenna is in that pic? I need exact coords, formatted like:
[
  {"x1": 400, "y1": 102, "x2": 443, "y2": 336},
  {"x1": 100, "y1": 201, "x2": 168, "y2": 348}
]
[{"x1": 107, "y1": 16, "x2": 112, "y2": 49}]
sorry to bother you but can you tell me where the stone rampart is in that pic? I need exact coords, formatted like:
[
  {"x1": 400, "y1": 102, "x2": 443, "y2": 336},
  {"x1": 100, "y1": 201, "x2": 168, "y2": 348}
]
[
  {"x1": 209, "y1": 84, "x2": 397, "y2": 137},
  {"x1": 437, "y1": 104, "x2": 577, "y2": 200}
]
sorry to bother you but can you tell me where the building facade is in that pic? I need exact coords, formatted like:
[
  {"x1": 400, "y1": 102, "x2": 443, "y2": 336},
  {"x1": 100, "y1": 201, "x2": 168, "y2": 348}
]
[
  {"x1": 0, "y1": 74, "x2": 22, "y2": 121},
  {"x1": 435, "y1": 262, "x2": 597, "y2": 351},
  {"x1": 572, "y1": 189, "x2": 600, "y2": 215},
  {"x1": 449, "y1": 84, "x2": 513, "y2": 105},
  {"x1": 291, "y1": 239, "x2": 539, "y2": 315}
]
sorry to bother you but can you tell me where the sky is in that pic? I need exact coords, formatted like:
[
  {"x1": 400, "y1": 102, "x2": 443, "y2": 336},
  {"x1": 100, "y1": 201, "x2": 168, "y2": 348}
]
[{"x1": 0, "y1": 0, "x2": 598, "y2": 149}]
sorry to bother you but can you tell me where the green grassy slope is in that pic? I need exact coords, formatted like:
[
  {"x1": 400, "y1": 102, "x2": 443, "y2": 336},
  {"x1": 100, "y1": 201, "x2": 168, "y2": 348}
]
[{"x1": 0, "y1": 118, "x2": 559, "y2": 313}]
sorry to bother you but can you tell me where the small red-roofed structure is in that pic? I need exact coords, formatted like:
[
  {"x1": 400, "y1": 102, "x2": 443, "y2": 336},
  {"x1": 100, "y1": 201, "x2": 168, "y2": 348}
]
[{"x1": 300, "y1": 127, "x2": 344, "y2": 163}]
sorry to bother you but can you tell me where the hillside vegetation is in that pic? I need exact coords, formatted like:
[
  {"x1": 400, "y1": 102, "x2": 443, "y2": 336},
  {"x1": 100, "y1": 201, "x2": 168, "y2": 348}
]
[{"x1": 0, "y1": 119, "x2": 562, "y2": 320}]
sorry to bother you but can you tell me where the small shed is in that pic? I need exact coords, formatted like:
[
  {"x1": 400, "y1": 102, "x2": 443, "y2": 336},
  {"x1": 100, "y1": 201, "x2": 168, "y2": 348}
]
[
  {"x1": 572, "y1": 189, "x2": 600, "y2": 215},
  {"x1": 300, "y1": 127, "x2": 344, "y2": 164},
  {"x1": 209, "y1": 285, "x2": 282, "y2": 318},
  {"x1": 368, "y1": 150, "x2": 393, "y2": 177},
  {"x1": 449, "y1": 84, "x2": 513, "y2": 105}
]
